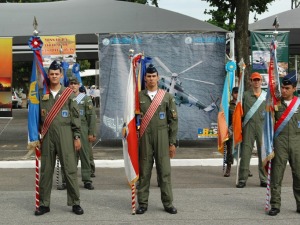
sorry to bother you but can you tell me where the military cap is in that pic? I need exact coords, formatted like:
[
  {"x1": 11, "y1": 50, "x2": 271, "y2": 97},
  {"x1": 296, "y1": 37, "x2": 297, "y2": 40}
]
[
  {"x1": 49, "y1": 60, "x2": 61, "y2": 70},
  {"x1": 68, "y1": 76, "x2": 79, "y2": 84},
  {"x1": 146, "y1": 64, "x2": 158, "y2": 74},
  {"x1": 232, "y1": 87, "x2": 239, "y2": 93},
  {"x1": 282, "y1": 70, "x2": 297, "y2": 86}
]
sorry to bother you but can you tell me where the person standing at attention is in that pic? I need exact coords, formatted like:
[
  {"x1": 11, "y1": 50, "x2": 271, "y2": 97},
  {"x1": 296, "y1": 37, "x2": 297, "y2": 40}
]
[
  {"x1": 269, "y1": 71, "x2": 300, "y2": 216},
  {"x1": 136, "y1": 64, "x2": 178, "y2": 215},
  {"x1": 68, "y1": 76, "x2": 96, "y2": 190},
  {"x1": 236, "y1": 72, "x2": 267, "y2": 188},
  {"x1": 35, "y1": 60, "x2": 84, "y2": 216}
]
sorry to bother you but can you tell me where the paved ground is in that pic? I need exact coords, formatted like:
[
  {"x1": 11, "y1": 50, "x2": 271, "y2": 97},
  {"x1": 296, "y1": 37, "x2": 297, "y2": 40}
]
[{"x1": 0, "y1": 109, "x2": 298, "y2": 224}]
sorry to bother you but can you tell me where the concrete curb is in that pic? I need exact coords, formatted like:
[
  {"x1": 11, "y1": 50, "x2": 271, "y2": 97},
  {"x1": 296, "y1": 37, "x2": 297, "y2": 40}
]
[{"x1": 0, "y1": 158, "x2": 259, "y2": 168}]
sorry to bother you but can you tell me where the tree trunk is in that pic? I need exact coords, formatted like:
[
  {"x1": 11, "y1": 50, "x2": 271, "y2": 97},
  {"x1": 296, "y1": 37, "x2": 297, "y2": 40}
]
[{"x1": 235, "y1": 0, "x2": 250, "y2": 89}]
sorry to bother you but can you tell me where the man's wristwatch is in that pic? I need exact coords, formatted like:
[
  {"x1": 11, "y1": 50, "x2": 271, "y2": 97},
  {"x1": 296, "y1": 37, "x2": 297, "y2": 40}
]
[{"x1": 74, "y1": 135, "x2": 80, "y2": 140}]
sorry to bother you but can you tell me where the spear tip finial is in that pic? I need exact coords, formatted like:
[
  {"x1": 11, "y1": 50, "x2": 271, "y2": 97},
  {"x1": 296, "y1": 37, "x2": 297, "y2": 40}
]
[{"x1": 33, "y1": 16, "x2": 39, "y2": 36}]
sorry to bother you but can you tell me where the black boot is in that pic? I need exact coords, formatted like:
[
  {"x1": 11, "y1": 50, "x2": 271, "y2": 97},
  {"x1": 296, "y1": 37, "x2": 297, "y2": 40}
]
[{"x1": 224, "y1": 164, "x2": 231, "y2": 177}]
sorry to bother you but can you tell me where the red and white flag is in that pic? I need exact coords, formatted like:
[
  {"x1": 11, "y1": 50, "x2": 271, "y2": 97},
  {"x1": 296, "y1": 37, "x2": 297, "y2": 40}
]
[{"x1": 122, "y1": 55, "x2": 140, "y2": 185}]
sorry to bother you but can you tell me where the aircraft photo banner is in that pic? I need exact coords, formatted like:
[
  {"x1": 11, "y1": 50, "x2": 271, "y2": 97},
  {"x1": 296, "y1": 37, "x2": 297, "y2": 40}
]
[
  {"x1": 98, "y1": 33, "x2": 226, "y2": 140},
  {"x1": 251, "y1": 31, "x2": 289, "y2": 89},
  {"x1": 0, "y1": 37, "x2": 13, "y2": 118}
]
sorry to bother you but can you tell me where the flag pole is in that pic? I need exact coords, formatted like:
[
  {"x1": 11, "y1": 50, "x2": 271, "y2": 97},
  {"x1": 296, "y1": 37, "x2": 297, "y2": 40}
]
[
  {"x1": 235, "y1": 58, "x2": 245, "y2": 185},
  {"x1": 129, "y1": 49, "x2": 137, "y2": 215},
  {"x1": 264, "y1": 16, "x2": 280, "y2": 212}
]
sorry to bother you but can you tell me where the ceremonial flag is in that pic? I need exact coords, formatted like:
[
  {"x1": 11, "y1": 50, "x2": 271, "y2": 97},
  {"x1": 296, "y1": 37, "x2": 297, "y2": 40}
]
[
  {"x1": 61, "y1": 61, "x2": 70, "y2": 87},
  {"x1": 27, "y1": 36, "x2": 48, "y2": 148},
  {"x1": 232, "y1": 62, "x2": 245, "y2": 147},
  {"x1": 72, "y1": 63, "x2": 83, "y2": 87},
  {"x1": 261, "y1": 39, "x2": 279, "y2": 173},
  {"x1": 217, "y1": 61, "x2": 235, "y2": 153},
  {"x1": 261, "y1": 89, "x2": 275, "y2": 173},
  {"x1": 122, "y1": 55, "x2": 140, "y2": 185}
]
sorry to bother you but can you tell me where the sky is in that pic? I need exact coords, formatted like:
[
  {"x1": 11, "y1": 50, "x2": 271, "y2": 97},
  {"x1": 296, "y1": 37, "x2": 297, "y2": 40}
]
[{"x1": 156, "y1": 0, "x2": 291, "y2": 24}]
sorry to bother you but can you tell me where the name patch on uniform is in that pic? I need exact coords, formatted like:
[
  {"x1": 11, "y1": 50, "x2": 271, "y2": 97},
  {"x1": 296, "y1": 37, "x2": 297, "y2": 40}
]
[
  {"x1": 62, "y1": 110, "x2": 69, "y2": 117},
  {"x1": 80, "y1": 109, "x2": 84, "y2": 116},
  {"x1": 298, "y1": 121, "x2": 300, "y2": 128},
  {"x1": 159, "y1": 112, "x2": 165, "y2": 119}
]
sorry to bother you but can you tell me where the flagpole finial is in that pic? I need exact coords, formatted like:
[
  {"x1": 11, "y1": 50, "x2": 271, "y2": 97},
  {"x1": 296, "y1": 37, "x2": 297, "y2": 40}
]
[
  {"x1": 129, "y1": 49, "x2": 134, "y2": 58},
  {"x1": 272, "y1": 16, "x2": 279, "y2": 35},
  {"x1": 33, "y1": 16, "x2": 39, "y2": 36}
]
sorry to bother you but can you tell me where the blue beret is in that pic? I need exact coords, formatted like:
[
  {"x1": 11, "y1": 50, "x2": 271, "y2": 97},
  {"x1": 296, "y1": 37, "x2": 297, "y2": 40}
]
[
  {"x1": 49, "y1": 60, "x2": 61, "y2": 70},
  {"x1": 282, "y1": 70, "x2": 297, "y2": 85}
]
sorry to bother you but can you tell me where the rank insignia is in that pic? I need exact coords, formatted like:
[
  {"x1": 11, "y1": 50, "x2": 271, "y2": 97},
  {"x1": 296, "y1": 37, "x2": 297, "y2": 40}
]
[
  {"x1": 89, "y1": 105, "x2": 93, "y2": 109},
  {"x1": 41, "y1": 109, "x2": 46, "y2": 117},
  {"x1": 42, "y1": 94, "x2": 49, "y2": 101}
]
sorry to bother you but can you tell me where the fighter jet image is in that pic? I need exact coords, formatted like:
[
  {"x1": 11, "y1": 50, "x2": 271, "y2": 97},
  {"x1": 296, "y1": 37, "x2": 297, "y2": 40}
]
[{"x1": 154, "y1": 57, "x2": 217, "y2": 112}]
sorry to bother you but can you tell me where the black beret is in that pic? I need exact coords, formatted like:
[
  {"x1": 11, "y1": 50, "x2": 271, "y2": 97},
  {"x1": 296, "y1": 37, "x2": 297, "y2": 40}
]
[{"x1": 232, "y1": 87, "x2": 239, "y2": 93}]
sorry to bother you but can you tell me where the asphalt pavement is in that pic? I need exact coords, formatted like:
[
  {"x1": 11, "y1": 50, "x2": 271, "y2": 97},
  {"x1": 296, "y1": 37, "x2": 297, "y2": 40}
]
[{"x1": 0, "y1": 109, "x2": 298, "y2": 225}]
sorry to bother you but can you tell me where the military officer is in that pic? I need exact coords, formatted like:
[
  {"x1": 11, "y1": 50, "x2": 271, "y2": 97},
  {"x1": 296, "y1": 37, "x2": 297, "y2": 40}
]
[
  {"x1": 136, "y1": 64, "x2": 178, "y2": 215},
  {"x1": 224, "y1": 87, "x2": 238, "y2": 177},
  {"x1": 236, "y1": 72, "x2": 267, "y2": 188},
  {"x1": 35, "y1": 60, "x2": 84, "y2": 216},
  {"x1": 69, "y1": 76, "x2": 97, "y2": 190},
  {"x1": 269, "y1": 71, "x2": 300, "y2": 216}
]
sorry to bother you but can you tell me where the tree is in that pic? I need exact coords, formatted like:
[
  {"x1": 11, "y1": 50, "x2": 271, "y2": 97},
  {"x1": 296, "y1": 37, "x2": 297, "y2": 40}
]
[{"x1": 204, "y1": 0, "x2": 276, "y2": 85}]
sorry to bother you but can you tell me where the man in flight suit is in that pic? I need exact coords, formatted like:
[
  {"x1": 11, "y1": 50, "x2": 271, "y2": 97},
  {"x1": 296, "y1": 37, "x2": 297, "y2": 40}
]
[
  {"x1": 236, "y1": 72, "x2": 267, "y2": 188},
  {"x1": 35, "y1": 61, "x2": 84, "y2": 216},
  {"x1": 69, "y1": 76, "x2": 96, "y2": 190},
  {"x1": 136, "y1": 64, "x2": 178, "y2": 215},
  {"x1": 269, "y1": 71, "x2": 300, "y2": 216}
]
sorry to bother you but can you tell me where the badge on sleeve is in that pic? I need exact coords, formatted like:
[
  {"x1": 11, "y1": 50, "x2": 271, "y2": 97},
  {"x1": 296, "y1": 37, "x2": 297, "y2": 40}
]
[
  {"x1": 80, "y1": 109, "x2": 84, "y2": 116},
  {"x1": 41, "y1": 109, "x2": 46, "y2": 117},
  {"x1": 159, "y1": 112, "x2": 165, "y2": 119},
  {"x1": 62, "y1": 110, "x2": 69, "y2": 117}
]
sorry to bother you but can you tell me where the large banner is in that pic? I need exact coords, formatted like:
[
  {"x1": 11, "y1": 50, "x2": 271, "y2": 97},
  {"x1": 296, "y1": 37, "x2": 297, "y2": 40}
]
[
  {"x1": 40, "y1": 35, "x2": 76, "y2": 68},
  {"x1": 98, "y1": 33, "x2": 226, "y2": 140},
  {"x1": 251, "y1": 31, "x2": 289, "y2": 88},
  {"x1": 0, "y1": 37, "x2": 13, "y2": 117}
]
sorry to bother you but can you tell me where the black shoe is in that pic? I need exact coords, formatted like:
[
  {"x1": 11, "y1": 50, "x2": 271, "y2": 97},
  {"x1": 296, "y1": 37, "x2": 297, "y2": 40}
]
[
  {"x1": 35, "y1": 206, "x2": 50, "y2": 216},
  {"x1": 236, "y1": 182, "x2": 246, "y2": 188},
  {"x1": 268, "y1": 208, "x2": 280, "y2": 216},
  {"x1": 260, "y1": 182, "x2": 267, "y2": 187},
  {"x1": 164, "y1": 206, "x2": 177, "y2": 214},
  {"x1": 248, "y1": 171, "x2": 253, "y2": 177},
  {"x1": 72, "y1": 205, "x2": 84, "y2": 215},
  {"x1": 297, "y1": 209, "x2": 300, "y2": 213},
  {"x1": 136, "y1": 206, "x2": 147, "y2": 214},
  {"x1": 57, "y1": 183, "x2": 66, "y2": 190},
  {"x1": 84, "y1": 182, "x2": 94, "y2": 190},
  {"x1": 91, "y1": 173, "x2": 96, "y2": 178}
]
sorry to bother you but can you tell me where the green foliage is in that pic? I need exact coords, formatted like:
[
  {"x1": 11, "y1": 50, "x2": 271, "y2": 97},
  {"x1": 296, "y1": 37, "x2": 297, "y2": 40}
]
[
  {"x1": 12, "y1": 61, "x2": 32, "y2": 94},
  {"x1": 78, "y1": 60, "x2": 91, "y2": 71},
  {"x1": 204, "y1": 0, "x2": 275, "y2": 30}
]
